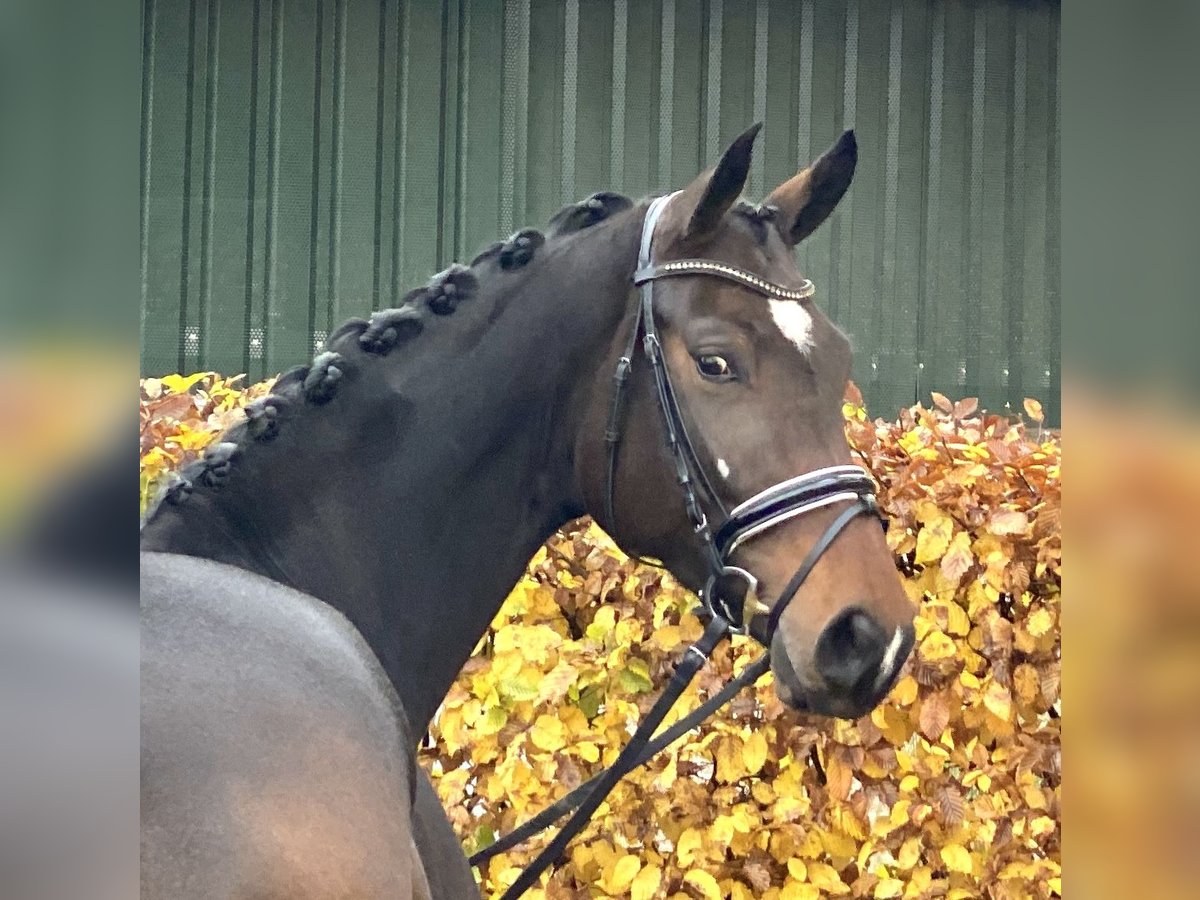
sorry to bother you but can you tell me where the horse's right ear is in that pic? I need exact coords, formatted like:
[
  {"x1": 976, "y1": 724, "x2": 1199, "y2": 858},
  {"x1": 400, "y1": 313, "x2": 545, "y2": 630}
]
[
  {"x1": 766, "y1": 130, "x2": 857, "y2": 245},
  {"x1": 677, "y1": 122, "x2": 762, "y2": 243}
]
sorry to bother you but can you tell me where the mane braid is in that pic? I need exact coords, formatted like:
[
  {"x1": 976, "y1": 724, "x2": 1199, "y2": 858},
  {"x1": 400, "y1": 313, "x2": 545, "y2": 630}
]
[
  {"x1": 141, "y1": 189, "x2": 635, "y2": 524},
  {"x1": 732, "y1": 199, "x2": 779, "y2": 244}
]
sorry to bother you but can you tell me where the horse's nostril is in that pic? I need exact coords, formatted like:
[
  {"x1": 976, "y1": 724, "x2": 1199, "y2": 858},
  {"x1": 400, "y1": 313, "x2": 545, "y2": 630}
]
[{"x1": 813, "y1": 606, "x2": 890, "y2": 693}]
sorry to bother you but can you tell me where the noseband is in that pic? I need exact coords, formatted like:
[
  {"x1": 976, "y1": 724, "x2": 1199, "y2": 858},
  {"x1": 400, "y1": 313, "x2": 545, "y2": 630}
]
[{"x1": 605, "y1": 192, "x2": 884, "y2": 644}]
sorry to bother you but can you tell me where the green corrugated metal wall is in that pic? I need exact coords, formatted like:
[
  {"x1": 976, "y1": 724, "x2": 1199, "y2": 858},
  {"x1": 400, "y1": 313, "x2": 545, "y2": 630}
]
[{"x1": 140, "y1": 0, "x2": 1060, "y2": 423}]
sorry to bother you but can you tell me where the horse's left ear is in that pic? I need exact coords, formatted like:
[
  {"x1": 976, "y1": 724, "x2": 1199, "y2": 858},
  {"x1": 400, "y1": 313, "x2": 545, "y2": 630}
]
[{"x1": 766, "y1": 130, "x2": 857, "y2": 246}]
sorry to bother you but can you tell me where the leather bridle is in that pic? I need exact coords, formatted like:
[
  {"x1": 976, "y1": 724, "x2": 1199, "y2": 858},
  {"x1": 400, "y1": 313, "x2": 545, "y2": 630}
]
[
  {"x1": 480, "y1": 194, "x2": 888, "y2": 899},
  {"x1": 604, "y1": 192, "x2": 884, "y2": 645}
]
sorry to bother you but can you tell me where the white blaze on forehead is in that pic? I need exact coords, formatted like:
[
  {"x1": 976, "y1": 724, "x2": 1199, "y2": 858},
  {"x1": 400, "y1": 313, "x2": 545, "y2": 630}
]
[
  {"x1": 767, "y1": 299, "x2": 814, "y2": 355},
  {"x1": 716, "y1": 458, "x2": 731, "y2": 479}
]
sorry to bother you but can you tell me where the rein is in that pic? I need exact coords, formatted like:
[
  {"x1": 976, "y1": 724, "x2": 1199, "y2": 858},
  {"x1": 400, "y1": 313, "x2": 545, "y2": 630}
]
[{"x1": 477, "y1": 195, "x2": 883, "y2": 897}]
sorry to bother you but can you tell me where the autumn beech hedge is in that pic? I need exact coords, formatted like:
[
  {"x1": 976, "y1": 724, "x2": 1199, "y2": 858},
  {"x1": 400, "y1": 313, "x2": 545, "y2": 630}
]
[{"x1": 140, "y1": 376, "x2": 1061, "y2": 900}]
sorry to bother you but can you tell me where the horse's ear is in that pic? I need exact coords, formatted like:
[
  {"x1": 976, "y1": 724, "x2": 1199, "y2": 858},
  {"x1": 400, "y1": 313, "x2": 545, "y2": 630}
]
[
  {"x1": 766, "y1": 130, "x2": 857, "y2": 246},
  {"x1": 679, "y1": 122, "x2": 762, "y2": 242}
]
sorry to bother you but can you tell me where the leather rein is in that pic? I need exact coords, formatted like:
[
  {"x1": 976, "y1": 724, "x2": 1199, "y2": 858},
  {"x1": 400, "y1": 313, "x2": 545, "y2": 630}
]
[{"x1": 477, "y1": 194, "x2": 884, "y2": 897}]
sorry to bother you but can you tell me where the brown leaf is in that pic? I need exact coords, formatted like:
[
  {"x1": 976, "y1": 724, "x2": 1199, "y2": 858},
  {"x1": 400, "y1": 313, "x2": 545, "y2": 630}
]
[
  {"x1": 935, "y1": 783, "x2": 966, "y2": 828},
  {"x1": 918, "y1": 691, "x2": 951, "y2": 741},
  {"x1": 930, "y1": 391, "x2": 953, "y2": 413},
  {"x1": 953, "y1": 397, "x2": 979, "y2": 418},
  {"x1": 742, "y1": 861, "x2": 772, "y2": 893}
]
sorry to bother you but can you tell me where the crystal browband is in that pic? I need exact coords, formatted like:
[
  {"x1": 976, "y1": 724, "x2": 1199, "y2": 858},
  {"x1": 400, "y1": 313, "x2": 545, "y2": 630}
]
[{"x1": 633, "y1": 258, "x2": 816, "y2": 301}]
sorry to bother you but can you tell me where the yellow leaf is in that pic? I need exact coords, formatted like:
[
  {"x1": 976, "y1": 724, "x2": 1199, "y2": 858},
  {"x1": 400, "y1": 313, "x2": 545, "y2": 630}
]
[
  {"x1": 940, "y1": 844, "x2": 973, "y2": 874},
  {"x1": 1030, "y1": 815, "x2": 1057, "y2": 838},
  {"x1": 743, "y1": 730, "x2": 768, "y2": 776},
  {"x1": 897, "y1": 836, "x2": 922, "y2": 870},
  {"x1": 890, "y1": 674, "x2": 919, "y2": 706},
  {"x1": 1026, "y1": 607, "x2": 1054, "y2": 637},
  {"x1": 683, "y1": 869, "x2": 722, "y2": 900},
  {"x1": 630, "y1": 864, "x2": 661, "y2": 900},
  {"x1": 875, "y1": 878, "x2": 904, "y2": 898},
  {"x1": 917, "y1": 630, "x2": 957, "y2": 663},
  {"x1": 806, "y1": 861, "x2": 850, "y2": 894},
  {"x1": 716, "y1": 735, "x2": 746, "y2": 783},
  {"x1": 529, "y1": 715, "x2": 566, "y2": 752},
  {"x1": 752, "y1": 780, "x2": 776, "y2": 805},
  {"x1": 982, "y1": 680, "x2": 1013, "y2": 722},
  {"x1": 1023, "y1": 398, "x2": 1044, "y2": 422},
  {"x1": 787, "y1": 859, "x2": 807, "y2": 880},
  {"x1": 602, "y1": 854, "x2": 641, "y2": 895},
  {"x1": 915, "y1": 513, "x2": 954, "y2": 564},
  {"x1": 780, "y1": 884, "x2": 821, "y2": 900},
  {"x1": 676, "y1": 827, "x2": 704, "y2": 867}
]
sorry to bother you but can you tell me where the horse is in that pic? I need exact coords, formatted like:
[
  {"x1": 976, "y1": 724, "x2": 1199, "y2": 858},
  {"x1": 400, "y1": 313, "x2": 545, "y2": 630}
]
[{"x1": 141, "y1": 123, "x2": 916, "y2": 898}]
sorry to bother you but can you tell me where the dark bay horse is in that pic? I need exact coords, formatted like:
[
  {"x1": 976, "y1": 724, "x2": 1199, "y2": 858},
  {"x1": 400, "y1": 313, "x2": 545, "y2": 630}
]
[{"x1": 141, "y1": 124, "x2": 915, "y2": 898}]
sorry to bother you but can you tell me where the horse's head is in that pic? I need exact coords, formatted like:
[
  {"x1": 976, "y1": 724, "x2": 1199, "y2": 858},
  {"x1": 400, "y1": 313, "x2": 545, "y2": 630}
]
[{"x1": 588, "y1": 125, "x2": 914, "y2": 719}]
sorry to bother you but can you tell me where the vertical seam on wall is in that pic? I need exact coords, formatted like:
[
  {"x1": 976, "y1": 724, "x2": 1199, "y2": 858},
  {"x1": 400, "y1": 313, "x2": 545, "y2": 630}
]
[
  {"x1": 328, "y1": 0, "x2": 346, "y2": 330},
  {"x1": 658, "y1": 0, "x2": 675, "y2": 188},
  {"x1": 455, "y1": 0, "x2": 469, "y2": 261},
  {"x1": 610, "y1": 0, "x2": 627, "y2": 186},
  {"x1": 500, "y1": 0, "x2": 529, "y2": 232},
  {"x1": 796, "y1": 0, "x2": 814, "y2": 276},
  {"x1": 515, "y1": 0, "x2": 528, "y2": 224},
  {"x1": 306, "y1": 0, "x2": 325, "y2": 352},
  {"x1": 920, "y1": 0, "x2": 943, "y2": 397},
  {"x1": 371, "y1": 0, "x2": 388, "y2": 307},
  {"x1": 242, "y1": 0, "x2": 262, "y2": 375},
  {"x1": 391, "y1": 0, "x2": 408, "y2": 302},
  {"x1": 1046, "y1": 10, "x2": 1059, "y2": 412},
  {"x1": 262, "y1": 0, "x2": 284, "y2": 375},
  {"x1": 500, "y1": 1, "x2": 517, "y2": 232},
  {"x1": 198, "y1": 0, "x2": 221, "y2": 366},
  {"x1": 751, "y1": 0, "x2": 768, "y2": 196},
  {"x1": 883, "y1": 0, "x2": 901, "y2": 397},
  {"x1": 836, "y1": 0, "x2": 859, "y2": 324},
  {"x1": 435, "y1": 0, "x2": 450, "y2": 267},
  {"x1": 561, "y1": 0, "x2": 579, "y2": 201},
  {"x1": 177, "y1": 0, "x2": 199, "y2": 372},
  {"x1": 704, "y1": 0, "x2": 723, "y2": 164},
  {"x1": 140, "y1": 0, "x2": 157, "y2": 323},
  {"x1": 967, "y1": 4, "x2": 986, "y2": 394},
  {"x1": 797, "y1": 0, "x2": 813, "y2": 166},
  {"x1": 1008, "y1": 13, "x2": 1027, "y2": 401}
]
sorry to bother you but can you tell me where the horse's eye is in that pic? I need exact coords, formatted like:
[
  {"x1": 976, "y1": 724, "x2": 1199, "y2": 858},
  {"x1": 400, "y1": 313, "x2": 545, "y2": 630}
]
[{"x1": 696, "y1": 354, "x2": 736, "y2": 381}]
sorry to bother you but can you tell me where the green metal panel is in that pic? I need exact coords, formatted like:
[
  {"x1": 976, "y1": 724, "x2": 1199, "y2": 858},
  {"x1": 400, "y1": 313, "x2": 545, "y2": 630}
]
[{"x1": 141, "y1": 0, "x2": 1060, "y2": 423}]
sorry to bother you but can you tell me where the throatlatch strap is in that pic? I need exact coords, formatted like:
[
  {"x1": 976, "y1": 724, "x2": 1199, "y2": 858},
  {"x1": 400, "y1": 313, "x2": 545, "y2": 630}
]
[{"x1": 497, "y1": 616, "x2": 729, "y2": 900}]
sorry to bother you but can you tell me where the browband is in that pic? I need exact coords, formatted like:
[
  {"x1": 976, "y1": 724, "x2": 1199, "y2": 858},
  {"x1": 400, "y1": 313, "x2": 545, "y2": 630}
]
[{"x1": 634, "y1": 258, "x2": 815, "y2": 301}]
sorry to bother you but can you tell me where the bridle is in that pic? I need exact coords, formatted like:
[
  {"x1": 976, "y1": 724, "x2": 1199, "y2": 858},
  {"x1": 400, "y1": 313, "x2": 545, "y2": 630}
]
[
  {"x1": 478, "y1": 193, "x2": 886, "y2": 898},
  {"x1": 605, "y1": 191, "x2": 883, "y2": 644}
]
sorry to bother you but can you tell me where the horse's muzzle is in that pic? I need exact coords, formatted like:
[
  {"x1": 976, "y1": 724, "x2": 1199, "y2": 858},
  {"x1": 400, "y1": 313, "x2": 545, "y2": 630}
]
[{"x1": 769, "y1": 609, "x2": 914, "y2": 719}]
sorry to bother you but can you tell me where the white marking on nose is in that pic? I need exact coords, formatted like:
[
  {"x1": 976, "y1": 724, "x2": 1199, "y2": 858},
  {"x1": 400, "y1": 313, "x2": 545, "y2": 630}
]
[
  {"x1": 768, "y1": 299, "x2": 814, "y2": 355},
  {"x1": 716, "y1": 458, "x2": 731, "y2": 479},
  {"x1": 874, "y1": 626, "x2": 905, "y2": 690}
]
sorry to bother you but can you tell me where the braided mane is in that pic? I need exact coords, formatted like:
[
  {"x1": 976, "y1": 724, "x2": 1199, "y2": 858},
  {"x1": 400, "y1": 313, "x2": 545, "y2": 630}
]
[{"x1": 142, "y1": 191, "x2": 634, "y2": 523}]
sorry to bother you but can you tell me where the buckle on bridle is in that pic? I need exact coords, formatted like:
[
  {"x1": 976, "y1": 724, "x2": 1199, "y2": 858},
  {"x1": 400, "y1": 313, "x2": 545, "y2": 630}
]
[{"x1": 706, "y1": 565, "x2": 771, "y2": 634}]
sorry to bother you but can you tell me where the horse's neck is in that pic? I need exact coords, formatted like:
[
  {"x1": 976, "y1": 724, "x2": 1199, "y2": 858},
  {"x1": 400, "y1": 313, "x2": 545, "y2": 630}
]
[{"x1": 141, "y1": 225, "x2": 638, "y2": 730}]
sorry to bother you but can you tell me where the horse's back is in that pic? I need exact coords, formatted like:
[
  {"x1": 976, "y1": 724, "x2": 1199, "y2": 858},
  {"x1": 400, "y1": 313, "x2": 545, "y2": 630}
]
[{"x1": 141, "y1": 551, "x2": 430, "y2": 899}]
